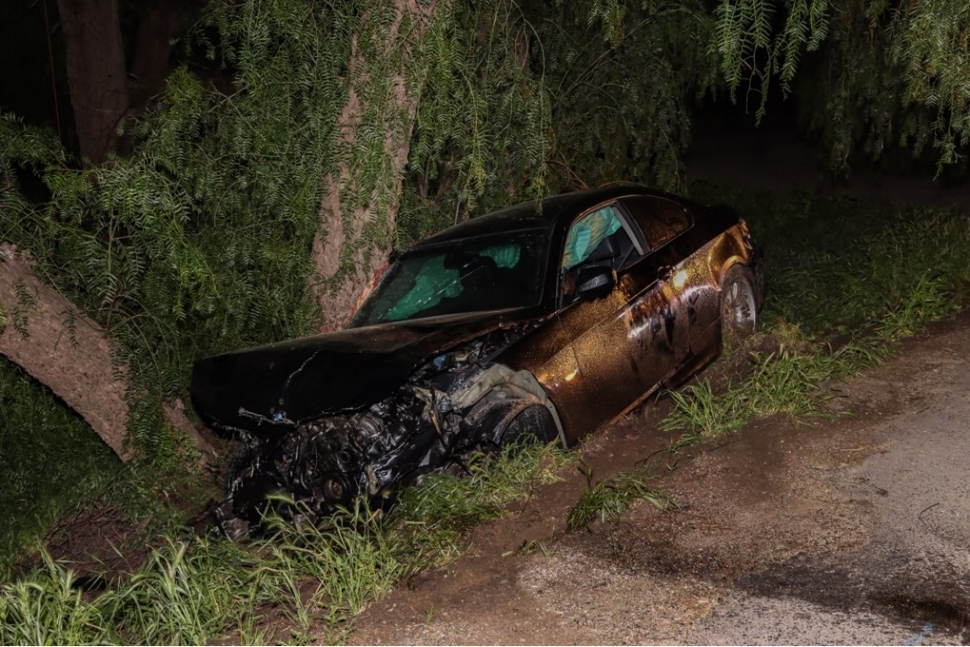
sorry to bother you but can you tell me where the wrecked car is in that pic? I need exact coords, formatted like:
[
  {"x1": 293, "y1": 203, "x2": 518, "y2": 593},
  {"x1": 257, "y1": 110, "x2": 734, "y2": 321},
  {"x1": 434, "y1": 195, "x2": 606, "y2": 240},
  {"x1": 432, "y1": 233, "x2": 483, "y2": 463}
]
[{"x1": 190, "y1": 185, "x2": 765, "y2": 539}]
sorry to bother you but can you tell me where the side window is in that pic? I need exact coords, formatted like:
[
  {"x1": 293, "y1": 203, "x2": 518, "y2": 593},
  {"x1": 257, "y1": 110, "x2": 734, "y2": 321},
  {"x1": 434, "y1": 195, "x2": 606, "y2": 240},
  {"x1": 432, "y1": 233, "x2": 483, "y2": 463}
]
[
  {"x1": 560, "y1": 202, "x2": 645, "y2": 299},
  {"x1": 561, "y1": 203, "x2": 643, "y2": 272},
  {"x1": 623, "y1": 196, "x2": 691, "y2": 250}
]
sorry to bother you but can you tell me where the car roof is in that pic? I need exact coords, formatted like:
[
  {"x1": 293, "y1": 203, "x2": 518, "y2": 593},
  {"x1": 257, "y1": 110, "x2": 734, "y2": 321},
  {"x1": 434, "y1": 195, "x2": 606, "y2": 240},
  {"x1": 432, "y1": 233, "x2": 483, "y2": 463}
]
[{"x1": 414, "y1": 184, "x2": 675, "y2": 248}]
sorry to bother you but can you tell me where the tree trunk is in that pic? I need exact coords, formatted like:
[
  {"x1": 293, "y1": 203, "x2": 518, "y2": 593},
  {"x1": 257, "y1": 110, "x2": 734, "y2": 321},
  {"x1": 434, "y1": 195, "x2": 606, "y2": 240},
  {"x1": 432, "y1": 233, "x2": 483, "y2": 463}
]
[
  {"x1": 0, "y1": 243, "x2": 215, "y2": 464},
  {"x1": 129, "y1": 0, "x2": 199, "y2": 107},
  {"x1": 311, "y1": 0, "x2": 436, "y2": 331},
  {"x1": 57, "y1": 0, "x2": 130, "y2": 164}
]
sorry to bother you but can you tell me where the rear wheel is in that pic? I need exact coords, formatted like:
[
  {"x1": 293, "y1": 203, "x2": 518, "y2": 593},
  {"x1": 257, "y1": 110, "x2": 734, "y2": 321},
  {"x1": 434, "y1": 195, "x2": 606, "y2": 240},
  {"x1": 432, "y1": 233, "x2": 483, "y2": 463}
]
[{"x1": 721, "y1": 265, "x2": 758, "y2": 338}]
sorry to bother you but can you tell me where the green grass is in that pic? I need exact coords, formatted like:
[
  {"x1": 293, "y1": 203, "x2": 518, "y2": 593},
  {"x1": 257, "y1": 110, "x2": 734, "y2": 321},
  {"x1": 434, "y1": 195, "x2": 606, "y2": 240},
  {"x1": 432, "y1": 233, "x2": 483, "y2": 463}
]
[
  {"x1": 395, "y1": 441, "x2": 571, "y2": 554},
  {"x1": 0, "y1": 359, "x2": 125, "y2": 577},
  {"x1": 0, "y1": 441, "x2": 570, "y2": 645},
  {"x1": 659, "y1": 330, "x2": 890, "y2": 438},
  {"x1": 0, "y1": 510, "x2": 399, "y2": 645},
  {"x1": 704, "y1": 189, "x2": 970, "y2": 336},
  {"x1": 567, "y1": 464, "x2": 673, "y2": 531},
  {"x1": 0, "y1": 504, "x2": 408, "y2": 645}
]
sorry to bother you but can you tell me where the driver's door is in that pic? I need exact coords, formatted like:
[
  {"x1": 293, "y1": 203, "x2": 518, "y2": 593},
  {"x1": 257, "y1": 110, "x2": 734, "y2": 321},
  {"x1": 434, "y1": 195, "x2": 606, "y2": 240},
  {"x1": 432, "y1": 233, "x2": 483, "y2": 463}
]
[{"x1": 555, "y1": 201, "x2": 683, "y2": 426}]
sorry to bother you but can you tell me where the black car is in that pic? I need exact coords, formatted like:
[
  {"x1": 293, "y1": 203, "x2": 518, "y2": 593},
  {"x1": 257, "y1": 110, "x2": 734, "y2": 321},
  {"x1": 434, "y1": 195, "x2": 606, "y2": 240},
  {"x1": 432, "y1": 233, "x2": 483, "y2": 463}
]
[{"x1": 191, "y1": 185, "x2": 765, "y2": 538}]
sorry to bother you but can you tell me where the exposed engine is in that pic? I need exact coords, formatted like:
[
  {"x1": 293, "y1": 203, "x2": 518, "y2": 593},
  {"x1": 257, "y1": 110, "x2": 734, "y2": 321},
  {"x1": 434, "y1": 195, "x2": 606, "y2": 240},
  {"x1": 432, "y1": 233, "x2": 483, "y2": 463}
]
[{"x1": 213, "y1": 324, "x2": 559, "y2": 540}]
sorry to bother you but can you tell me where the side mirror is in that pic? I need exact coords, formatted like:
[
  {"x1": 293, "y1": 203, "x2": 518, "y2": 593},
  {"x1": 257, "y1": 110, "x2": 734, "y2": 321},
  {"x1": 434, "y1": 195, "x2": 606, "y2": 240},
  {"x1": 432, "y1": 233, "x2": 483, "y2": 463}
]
[{"x1": 574, "y1": 265, "x2": 617, "y2": 301}]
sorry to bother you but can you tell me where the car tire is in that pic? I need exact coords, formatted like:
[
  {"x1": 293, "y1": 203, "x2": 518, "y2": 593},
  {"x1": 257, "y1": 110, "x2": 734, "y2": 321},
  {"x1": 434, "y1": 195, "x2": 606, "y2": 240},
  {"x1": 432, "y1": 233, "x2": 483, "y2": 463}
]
[
  {"x1": 720, "y1": 264, "x2": 758, "y2": 338},
  {"x1": 501, "y1": 404, "x2": 559, "y2": 447},
  {"x1": 225, "y1": 442, "x2": 257, "y2": 496},
  {"x1": 223, "y1": 442, "x2": 273, "y2": 523}
]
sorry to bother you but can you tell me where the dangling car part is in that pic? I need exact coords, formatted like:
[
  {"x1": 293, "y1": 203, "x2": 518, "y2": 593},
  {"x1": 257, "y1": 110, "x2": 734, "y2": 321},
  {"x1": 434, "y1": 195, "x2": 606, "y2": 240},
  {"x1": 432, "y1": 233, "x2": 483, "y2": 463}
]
[{"x1": 190, "y1": 184, "x2": 766, "y2": 540}]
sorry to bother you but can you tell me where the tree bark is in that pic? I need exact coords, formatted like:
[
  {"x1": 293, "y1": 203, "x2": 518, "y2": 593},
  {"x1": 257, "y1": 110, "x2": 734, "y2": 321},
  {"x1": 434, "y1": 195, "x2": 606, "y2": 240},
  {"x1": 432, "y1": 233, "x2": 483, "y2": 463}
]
[
  {"x1": 311, "y1": 0, "x2": 436, "y2": 331},
  {"x1": 0, "y1": 243, "x2": 215, "y2": 464},
  {"x1": 57, "y1": 0, "x2": 130, "y2": 164},
  {"x1": 129, "y1": 0, "x2": 200, "y2": 107}
]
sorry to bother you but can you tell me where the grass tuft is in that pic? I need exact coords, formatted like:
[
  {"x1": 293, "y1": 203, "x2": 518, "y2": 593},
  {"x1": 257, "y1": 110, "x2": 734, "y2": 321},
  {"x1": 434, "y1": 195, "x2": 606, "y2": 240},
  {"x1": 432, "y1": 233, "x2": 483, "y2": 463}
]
[
  {"x1": 0, "y1": 441, "x2": 571, "y2": 644},
  {"x1": 395, "y1": 441, "x2": 570, "y2": 555},
  {"x1": 567, "y1": 464, "x2": 673, "y2": 531}
]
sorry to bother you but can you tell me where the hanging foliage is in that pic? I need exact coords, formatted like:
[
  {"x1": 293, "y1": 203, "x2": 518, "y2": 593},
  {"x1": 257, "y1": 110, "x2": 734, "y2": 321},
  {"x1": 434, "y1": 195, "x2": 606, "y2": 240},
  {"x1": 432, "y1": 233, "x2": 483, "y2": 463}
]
[
  {"x1": 530, "y1": 0, "x2": 718, "y2": 191},
  {"x1": 711, "y1": 0, "x2": 970, "y2": 172},
  {"x1": 3, "y1": 0, "x2": 970, "y2": 468}
]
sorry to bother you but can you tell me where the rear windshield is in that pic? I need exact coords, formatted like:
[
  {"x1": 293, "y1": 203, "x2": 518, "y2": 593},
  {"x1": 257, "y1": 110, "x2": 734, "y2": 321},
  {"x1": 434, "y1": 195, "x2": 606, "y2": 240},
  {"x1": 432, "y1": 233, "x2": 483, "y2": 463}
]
[{"x1": 351, "y1": 230, "x2": 549, "y2": 326}]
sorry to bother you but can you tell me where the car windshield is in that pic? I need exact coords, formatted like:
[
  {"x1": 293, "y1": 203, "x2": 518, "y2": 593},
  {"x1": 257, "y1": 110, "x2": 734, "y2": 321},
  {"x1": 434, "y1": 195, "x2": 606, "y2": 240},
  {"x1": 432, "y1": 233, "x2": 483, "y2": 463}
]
[{"x1": 351, "y1": 230, "x2": 550, "y2": 326}]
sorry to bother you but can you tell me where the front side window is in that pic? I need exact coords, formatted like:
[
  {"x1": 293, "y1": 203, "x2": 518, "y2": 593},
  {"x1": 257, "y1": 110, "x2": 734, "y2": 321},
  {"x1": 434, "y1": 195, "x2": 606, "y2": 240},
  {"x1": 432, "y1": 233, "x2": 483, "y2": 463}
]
[
  {"x1": 562, "y1": 205, "x2": 625, "y2": 269},
  {"x1": 351, "y1": 231, "x2": 550, "y2": 326},
  {"x1": 559, "y1": 203, "x2": 645, "y2": 301}
]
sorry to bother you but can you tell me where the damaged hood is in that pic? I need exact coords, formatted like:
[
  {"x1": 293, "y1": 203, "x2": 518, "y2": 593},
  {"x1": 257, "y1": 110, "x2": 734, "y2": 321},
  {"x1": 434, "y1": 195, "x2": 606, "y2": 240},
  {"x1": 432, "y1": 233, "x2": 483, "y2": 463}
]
[{"x1": 190, "y1": 308, "x2": 532, "y2": 436}]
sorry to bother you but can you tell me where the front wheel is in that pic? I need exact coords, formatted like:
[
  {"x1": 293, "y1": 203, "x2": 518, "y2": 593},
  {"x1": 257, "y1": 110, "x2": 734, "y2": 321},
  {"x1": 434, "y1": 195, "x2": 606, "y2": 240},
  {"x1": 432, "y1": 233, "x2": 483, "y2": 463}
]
[
  {"x1": 501, "y1": 404, "x2": 559, "y2": 448},
  {"x1": 720, "y1": 264, "x2": 758, "y2": 338}
]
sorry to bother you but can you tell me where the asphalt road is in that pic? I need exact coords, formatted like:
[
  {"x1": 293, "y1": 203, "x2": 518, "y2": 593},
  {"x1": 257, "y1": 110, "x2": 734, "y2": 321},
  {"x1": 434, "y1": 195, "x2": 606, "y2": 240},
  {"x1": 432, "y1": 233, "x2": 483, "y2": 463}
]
[{"x1": 682, "y1": 325, "x2": 970, "y2": 645}]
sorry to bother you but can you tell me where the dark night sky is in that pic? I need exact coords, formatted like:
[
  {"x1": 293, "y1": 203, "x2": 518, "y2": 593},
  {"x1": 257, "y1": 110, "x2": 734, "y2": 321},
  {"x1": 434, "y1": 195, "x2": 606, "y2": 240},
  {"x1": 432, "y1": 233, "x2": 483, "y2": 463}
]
[{"x1": 0, "y1": 1, "x2": 66, "y2": 129}]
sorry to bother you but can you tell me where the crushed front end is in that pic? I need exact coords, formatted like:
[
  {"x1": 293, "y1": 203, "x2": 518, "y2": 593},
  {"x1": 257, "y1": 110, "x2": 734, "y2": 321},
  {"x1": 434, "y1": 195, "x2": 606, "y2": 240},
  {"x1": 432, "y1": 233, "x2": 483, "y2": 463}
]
[
  {"x1": 201, "y1": 324, "x2": 558, "y2": 540},
  {"x1": 214, "y1": 387, "x2": 435, "y2": 539}
]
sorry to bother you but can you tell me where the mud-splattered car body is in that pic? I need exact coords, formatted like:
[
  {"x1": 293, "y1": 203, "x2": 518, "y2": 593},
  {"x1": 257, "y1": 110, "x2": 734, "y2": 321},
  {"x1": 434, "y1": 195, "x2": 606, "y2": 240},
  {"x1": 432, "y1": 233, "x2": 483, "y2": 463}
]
[{"x1": 190, "y1": 185, "x2": 765, "y2": 538}]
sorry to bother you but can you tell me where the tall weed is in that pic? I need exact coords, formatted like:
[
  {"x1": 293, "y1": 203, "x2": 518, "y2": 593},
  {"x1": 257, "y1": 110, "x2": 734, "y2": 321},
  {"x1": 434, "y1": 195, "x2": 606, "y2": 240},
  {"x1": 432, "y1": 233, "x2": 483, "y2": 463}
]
[
  {"x1": 0, "y1": 441, "x2": 569, "y2": 644},
  {"x1": 568, "y1": 468, "x2": 672, "y2": 531}
]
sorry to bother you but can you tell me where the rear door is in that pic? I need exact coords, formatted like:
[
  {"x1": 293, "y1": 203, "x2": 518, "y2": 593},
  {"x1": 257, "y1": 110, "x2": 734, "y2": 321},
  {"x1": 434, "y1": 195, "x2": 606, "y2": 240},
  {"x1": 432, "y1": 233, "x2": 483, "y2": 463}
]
[{"x1": 621, "y1": 195, "x2": 718, "y2": 352}]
